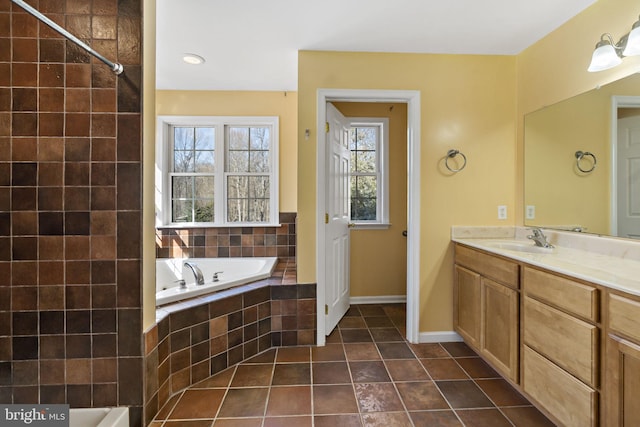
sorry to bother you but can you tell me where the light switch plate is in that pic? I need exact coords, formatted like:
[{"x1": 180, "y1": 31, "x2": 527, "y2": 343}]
[{"x1": 498, "y1": 205, "x2": 507, "y2": 220}]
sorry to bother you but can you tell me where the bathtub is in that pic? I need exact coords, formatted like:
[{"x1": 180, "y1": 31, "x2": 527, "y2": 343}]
[
  {"x1": 156, "y1": 257, "x2": 278, "y2": 306},
  {"x1": 69, "y1": 407, "x2": 129, "y2": 427}
]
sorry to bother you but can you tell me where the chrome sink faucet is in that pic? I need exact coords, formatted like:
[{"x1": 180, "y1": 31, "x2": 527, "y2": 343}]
[
  {"x1": 184, "y1": 261, "x2": 205, "y2": 286},
  {"x1": 527, "y1": 227, "x2": 554, "y2": 248}
]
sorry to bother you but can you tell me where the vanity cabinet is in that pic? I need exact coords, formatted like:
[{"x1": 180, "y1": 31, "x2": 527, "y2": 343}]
[
  {"x1": 604, "y1": 292, "x2": 640, "y2": 426},
  {"x1": 454, "y1": 245, "x2": 519, "y2": 383},
  {"x1": 522, "y1": 266, "x2": 600, "y2": 427}
]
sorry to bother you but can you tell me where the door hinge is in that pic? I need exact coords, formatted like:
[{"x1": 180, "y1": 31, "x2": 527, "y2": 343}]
[
  {"x1": 325, "y1": 213, "x2": 329, "y2": 224},
  {"x1": 325, "y1": 122, "x2": 329, "y2": 133},
  {"x1": 325, "y1": 304, "x2": 328, "y2": 315}
]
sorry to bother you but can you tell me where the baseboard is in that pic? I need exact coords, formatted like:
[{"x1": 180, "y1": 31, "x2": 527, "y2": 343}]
[
  {"x1": 349, "y1": 295, "x2": 407, "y2": 305},
  {"x1": 418, "y1": 331, "x2": 463, "y2": 343}
]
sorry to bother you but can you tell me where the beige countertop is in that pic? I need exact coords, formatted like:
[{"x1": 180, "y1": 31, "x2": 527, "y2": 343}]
[{"x1": 452, "y1": 226, "x2": 640, "y2": 297}]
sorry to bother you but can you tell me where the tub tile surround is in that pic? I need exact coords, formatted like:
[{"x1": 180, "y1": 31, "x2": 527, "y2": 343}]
[
  {"x1": 452, "y1": 226, "x2": 640, "y2": 295},
  {"x1": 155, "y1": 212, "x2": 297, "y2": 259},
  {"x1": 0, "y1": 0, "x2": 143, "y2": 425},
  {"x1": 143, "y1": 258, "x2": 315, "y2": 426}
]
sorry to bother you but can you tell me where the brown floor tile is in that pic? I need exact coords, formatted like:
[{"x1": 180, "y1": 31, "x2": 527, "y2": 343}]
[
  {"x1": 156, "y1": 392, "x2": 183, "y2": 420},
  {"x1": 410, "y1": 410, "x2": 463, "y2": 426},
  {"x1": 276, "y1": 346, "x2": 310, "y2": 363},
  {"x1": 357, "y1": 305, "x2": 386, "y2": 316},
  {"x1": 312, "y1": 344, "x2": 346, "y2": 361},
  {"x1": 231, "y1": 364, "x2": 273, "y2": 387},
  {"x1": 441, "y1": 342, "x2": 477, "y2": 357},
  {"x1": 410, "y1": 343, "x2": 450, "y2": 359},
  {"x1": 476, "y1": 379, "x2": 530, "y2": 407},
  {"x1": 370, "y1": 328, "x2": 404, "y2": 342},
  {"x1": 314, "y1": 414, "x2": 362, "y2": 427},
  {"x1": 164, "y1": 421, "x2": 214, "y2": 427},
  {"x1": 361, "y1": 411, "x2": 413, "y2": 427},
  {"x1": 436, "y1": 381, "x2": 494, "y2": 409},
  {"x1": 376, "y1": 342, "x2": 415, "y2": 359},
  {"x1": 214, "y1": 420, "x2": 262, "y2": 427},
  {"x1": 421, "y1": 359, "x2": 469, "y2": 380},
  {"x1": 326, "y1": 330, "x2": 342, "y2": 343},
  {"x1": 395, "y1": 381, "x2": 449, "y2": 410},
  {"x1": 168, "y1": 389, "x2": 225, "y2": 419},
  {"x1": 340, "y1": 317, "x2": 367, "y2": 328},
  {"x1": 501, "y1": 406, "x2": 557, "y2": 427},
  {"x1": 244, "y1": 348, "x2": 277, "y2": 364},
  {"x1": 382, "y1": 304, "x2": 406, "y2": 317},
  {"x1": 313, "y1": 384, "x2": 359, "y2": 414},
  {"x1": 344, "y1": 306, "x2": 362, "y2": 316},
  {"x1": 217, "y1": 388, "x2": 269, "y2": 418},
  {"x1": 192, "y1": 367, "x2": 236, "y2": 389},
  {"x1": 341, "y1": 329, "x2": 373, "y2": 343},
  {"x1": 271, "y1": 363, "x2": 310, "y2": 385},
  {"x1": 344, "y1": 343, "x2": 381, "y2": 361},
  {"x1": 312, "y1": 361, "x2": 351, "y2": 384},
  {"x1": 263, "y1": 416, "x2": 312, "y2": 427},
  {"x1": 456, "y1": 357, "x2": 499, "y2": 379},
  {"x1": 266, "y1": 386, "x2": 311, "y2": 416},
  {"x1": 364, "y1": 316, "x2": 394, "y2": 328},
  {"x1": 349, "y1": 361, "x2": 391, "y2": 383},
  {"x1": 384, "y1": 359, "x2": 430, "y2": 381},
  {"x1": 455, "y1": 408, "x2": 512, "y2": 426},
  {"x1": 354, "y1": 383, "x2": 404, "y2": 412}
]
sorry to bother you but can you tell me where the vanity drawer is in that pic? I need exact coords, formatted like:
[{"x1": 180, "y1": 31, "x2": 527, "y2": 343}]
[
  {"x1": 455, "y1": 244, "x2": 519, "y2": 288},
  {"x1": 524, "y1": 296, "x2": 598, "y2": 387},
  {"x1": 608, "y1": 293, "x2": 640, "y2": 342},
  {"x1": 523, "y1": 346, "x2": 597, "y2": 427},
  {"x1": 523, "y1": 266, "x2": 598, "y2": 321}
]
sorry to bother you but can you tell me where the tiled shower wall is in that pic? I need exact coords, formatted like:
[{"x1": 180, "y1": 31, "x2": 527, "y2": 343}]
[
  {"x1": 0, "y1": 0, "x2": 143, "y2": 425},
  {"x1": 155, "y1": 212, "x2": 297, "y2": 259}
]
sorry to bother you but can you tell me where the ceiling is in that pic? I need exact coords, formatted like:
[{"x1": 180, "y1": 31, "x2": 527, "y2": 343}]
[{"x1": 156, "y1": 0, "x2": 597, "y2": 91}]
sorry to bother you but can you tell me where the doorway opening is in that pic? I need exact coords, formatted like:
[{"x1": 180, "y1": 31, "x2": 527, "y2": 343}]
[{"x1": 316, "y1": 89, "x2": 421, "y2": 346}]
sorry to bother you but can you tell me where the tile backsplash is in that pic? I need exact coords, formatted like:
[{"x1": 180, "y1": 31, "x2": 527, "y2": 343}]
[{"x1": 155, "y1": 212, "x2": 296, "y2": 259}]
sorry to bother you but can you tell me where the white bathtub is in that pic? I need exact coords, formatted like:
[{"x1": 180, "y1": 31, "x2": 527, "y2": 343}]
[
  {"x1": 69, "y1": 407, "x2": 129, "y2": 427},
  {"x1": 156, "y1": 257, "x2": 278, "y2": 306}
]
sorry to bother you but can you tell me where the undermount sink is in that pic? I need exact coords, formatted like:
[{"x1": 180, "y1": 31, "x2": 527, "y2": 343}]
[{"x1": 485, "y1": 240, "x2": 555, "y2": 254}]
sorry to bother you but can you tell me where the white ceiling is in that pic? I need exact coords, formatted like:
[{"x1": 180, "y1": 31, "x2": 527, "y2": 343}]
[{"x1": 156, "y1": 0, "x2": 597, "y2": 91}]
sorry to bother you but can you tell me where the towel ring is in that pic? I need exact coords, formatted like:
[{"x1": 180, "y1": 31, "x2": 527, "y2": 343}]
[
  {"x1": 445, "y1": 149, "x2": 467, "y2": 172},
  {"x1": 575, "y1": 151, "x2": 596, "y2": 173}
]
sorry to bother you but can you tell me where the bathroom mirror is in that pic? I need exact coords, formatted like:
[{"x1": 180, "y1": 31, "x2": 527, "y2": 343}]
[{"x1": 524, "y1": 72, "x2": 640, "y2": 239}]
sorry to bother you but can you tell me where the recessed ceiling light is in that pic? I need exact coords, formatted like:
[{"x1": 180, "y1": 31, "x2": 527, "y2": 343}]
[{"x1": 183, "y1": 53, "x2": 205, "y2": 65}]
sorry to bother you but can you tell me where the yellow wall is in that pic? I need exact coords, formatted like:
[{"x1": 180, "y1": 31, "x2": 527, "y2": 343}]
[
  {"x1": 156, "y1": 90, "x2": 298, "y2": 213},
  {"x1": 298, "y1": 52, "x2": 517, "y2": 332},
  {"x1": 332, "y1": 102, "x2": 408, "y2": 298},
  {"x1": 516, "y1": 0, "x2": 640, "y2": 222}
]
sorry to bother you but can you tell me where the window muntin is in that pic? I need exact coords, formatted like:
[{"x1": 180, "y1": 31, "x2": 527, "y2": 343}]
[
  {"x1": 157, "y1": 116, "x2": 279, "y2": 227},
  {"x1": 347, "y1": 119, "x2": 389, "y2": 225}
]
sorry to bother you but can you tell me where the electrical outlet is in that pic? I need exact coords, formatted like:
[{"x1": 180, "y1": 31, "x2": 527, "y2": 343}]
[
  {"x1": 526, "y1": 205, "x2": 536, "y2": 220},
  {"x1": 498, "y1": 205, "x2": 507, "y2": 220}
]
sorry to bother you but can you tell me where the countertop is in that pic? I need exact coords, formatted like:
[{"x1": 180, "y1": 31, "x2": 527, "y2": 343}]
[{"x1": 452, "y1": 227, "x2": 640, "y2": 297}]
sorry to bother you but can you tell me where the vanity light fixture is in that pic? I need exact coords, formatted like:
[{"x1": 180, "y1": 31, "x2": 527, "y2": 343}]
[
  {"x1": 182, "y1": 53, "x2": 205, "y2": 65},
  {"x1": 588, "y1": 15, "x2": 640, "y2": 72}
]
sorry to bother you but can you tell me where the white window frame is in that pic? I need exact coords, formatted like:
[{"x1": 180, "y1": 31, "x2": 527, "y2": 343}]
[
  {"x1": 156, "y1": 115, "x2": 279, "y2": 227},
  {"x1": 348, "y1": 117, "x2": 389, "y2": 228}
]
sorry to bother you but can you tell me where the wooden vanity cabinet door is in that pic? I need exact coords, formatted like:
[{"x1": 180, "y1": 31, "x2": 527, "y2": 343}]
[
  {"x1": 482, "y1": 277, "x2": 519, "y2": 383},
  {"x1": 605, "y1": 334, "x2": 640, "y2": 426},
  {"x1": 454, "y1": 265, "x2": 481, "y2": 349}
]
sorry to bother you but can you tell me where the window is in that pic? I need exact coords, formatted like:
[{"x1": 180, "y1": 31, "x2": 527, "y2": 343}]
[
  {"x1": 157, "y1": 116, "x2": 279, "y2": 227},
  {"x1": 348, "y1": 118, "x2": 389, "y2": 226}
]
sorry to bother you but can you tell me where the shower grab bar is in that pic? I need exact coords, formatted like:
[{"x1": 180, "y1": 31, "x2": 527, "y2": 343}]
[{"x1": 11, "y1": 0, "x2": 124, "y2": 75}]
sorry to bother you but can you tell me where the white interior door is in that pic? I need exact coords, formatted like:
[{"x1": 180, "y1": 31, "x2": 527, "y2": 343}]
[
  {"x1": 617, "y1": 115, "x2": 640, "y2": 239},
  {"x1": 325, "y1": 103, "x2": 351, "y2": 334}
]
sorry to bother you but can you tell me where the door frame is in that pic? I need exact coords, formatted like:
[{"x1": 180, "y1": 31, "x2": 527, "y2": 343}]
[
  {"x1": 316, "y1": 89, "x2": 421, "y2": 345},
  {"x1": 610, "y1": 95, "x2": 640, "y2": 236}
]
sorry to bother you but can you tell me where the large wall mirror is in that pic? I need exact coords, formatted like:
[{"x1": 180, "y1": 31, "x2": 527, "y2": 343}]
[{"x1": 524, "y1": 73, "x2": 640, "y2": 239}]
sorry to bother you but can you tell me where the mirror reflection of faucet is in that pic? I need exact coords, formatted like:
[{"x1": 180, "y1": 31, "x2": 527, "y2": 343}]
[{"x1": 184, "y1": 261, "x2": 205, "y2": 286}]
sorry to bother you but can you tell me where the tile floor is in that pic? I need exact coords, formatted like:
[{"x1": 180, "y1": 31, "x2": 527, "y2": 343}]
[{"x1": 150, "y1": 304, "x2": 556, "y2": 426}]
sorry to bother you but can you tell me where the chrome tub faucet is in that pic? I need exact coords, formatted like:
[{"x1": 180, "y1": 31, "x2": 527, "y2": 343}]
[{"x1": 184, "y1": 261, "x2": 205, "y2": 286}]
